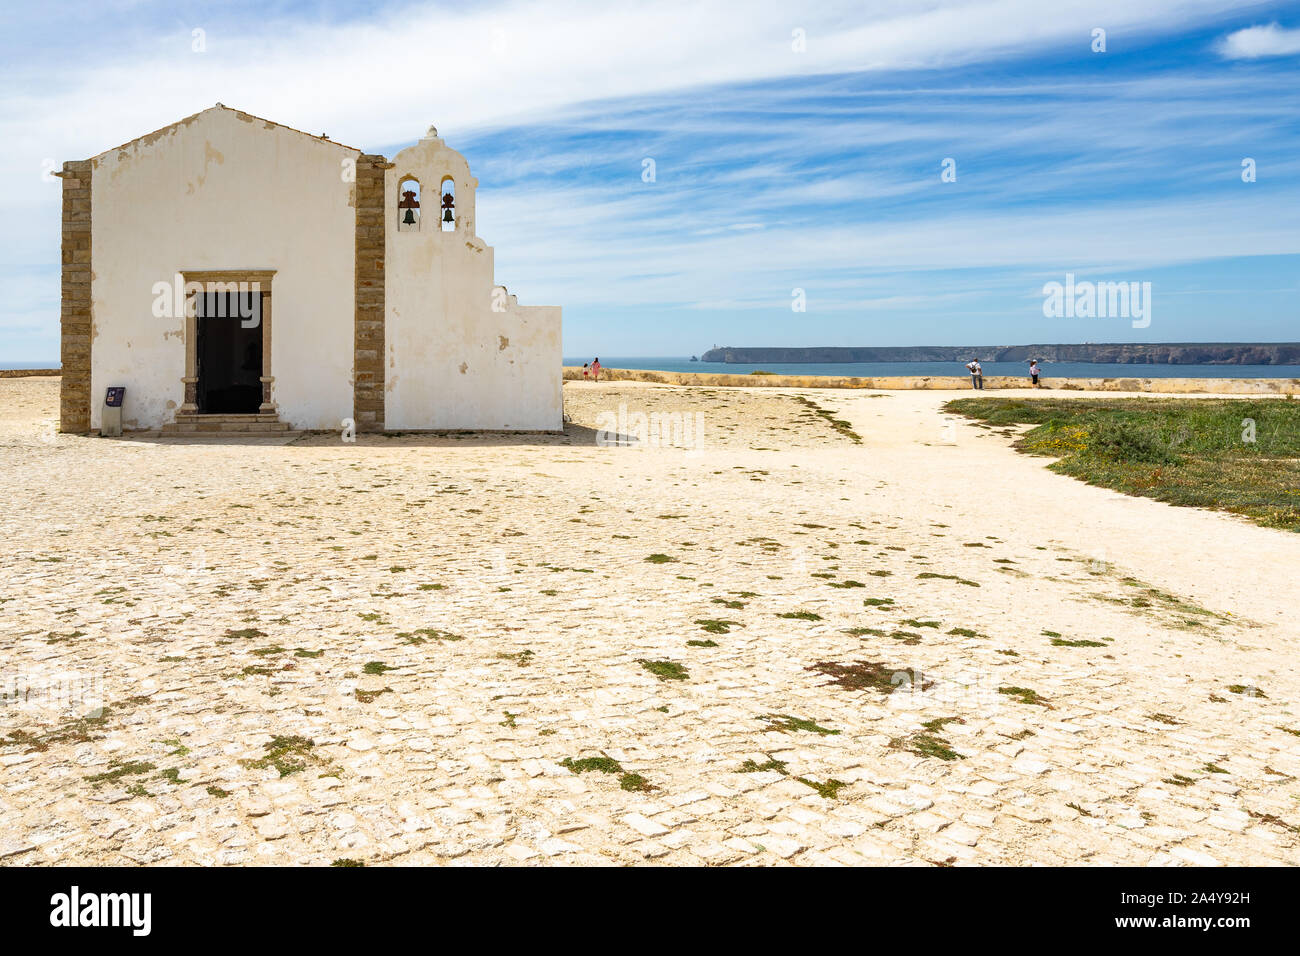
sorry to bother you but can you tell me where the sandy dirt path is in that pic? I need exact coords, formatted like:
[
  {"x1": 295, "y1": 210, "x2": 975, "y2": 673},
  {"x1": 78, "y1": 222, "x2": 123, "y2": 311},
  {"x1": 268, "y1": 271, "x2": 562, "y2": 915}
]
[{"x1": 820, "y1": 386, "x2": 1300, "y2": 627}]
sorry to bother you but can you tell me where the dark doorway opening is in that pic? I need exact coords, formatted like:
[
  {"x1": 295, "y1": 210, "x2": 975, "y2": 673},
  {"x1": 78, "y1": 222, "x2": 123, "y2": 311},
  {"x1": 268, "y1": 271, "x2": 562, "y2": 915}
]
[{"x1": 197, "y1": 292, "x2": 263, "y2": 413}]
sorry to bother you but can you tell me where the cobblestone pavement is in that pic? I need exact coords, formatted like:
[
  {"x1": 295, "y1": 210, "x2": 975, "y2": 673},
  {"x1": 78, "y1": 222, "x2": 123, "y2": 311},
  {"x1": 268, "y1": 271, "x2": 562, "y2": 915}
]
[{"x1": 2, "y1": 376, "x2": 1298, "y2": 866}]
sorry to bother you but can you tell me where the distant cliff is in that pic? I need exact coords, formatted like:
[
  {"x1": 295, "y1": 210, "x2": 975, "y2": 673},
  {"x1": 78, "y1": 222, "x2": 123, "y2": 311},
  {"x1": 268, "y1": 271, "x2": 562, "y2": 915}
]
[{"x1": 699, "y1": 344, "x2": 1300, "y2": 365}]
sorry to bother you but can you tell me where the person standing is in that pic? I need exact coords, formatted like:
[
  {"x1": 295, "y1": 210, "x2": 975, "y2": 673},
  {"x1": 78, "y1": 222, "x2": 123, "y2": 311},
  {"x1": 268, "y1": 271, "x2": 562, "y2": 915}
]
[
  {"x1": 582, "y1": 362, "x2": 590, "y2": 381},
  {"x1": 591, "y1": 357, "x2": 602, "y2": 382},
  {"x1": 965, "y1": 358, "x2": 983, "y2": 390},
  {"x1": 1029, "y1": 359, "x2": 1041, "y2": 388}
]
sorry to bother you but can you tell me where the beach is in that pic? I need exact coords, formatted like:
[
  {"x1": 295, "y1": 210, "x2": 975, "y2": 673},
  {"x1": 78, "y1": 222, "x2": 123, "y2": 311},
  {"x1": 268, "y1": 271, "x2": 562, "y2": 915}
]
[{"x1": 2, "y1": 375, "x2": 1298, "y2": 866}]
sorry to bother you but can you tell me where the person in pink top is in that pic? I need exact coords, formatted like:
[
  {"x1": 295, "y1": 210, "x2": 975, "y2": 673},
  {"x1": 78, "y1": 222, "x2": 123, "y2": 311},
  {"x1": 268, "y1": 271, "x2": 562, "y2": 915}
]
[{"x1": 590, "y1": 358, "x2": 602, "y2": 382}]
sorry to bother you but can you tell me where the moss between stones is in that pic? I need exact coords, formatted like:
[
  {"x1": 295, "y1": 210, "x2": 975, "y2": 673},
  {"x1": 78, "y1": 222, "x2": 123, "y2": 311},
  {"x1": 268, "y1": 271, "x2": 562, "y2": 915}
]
[{"x1": 638, "y1": 659, "x2": 688, "y2": 681}]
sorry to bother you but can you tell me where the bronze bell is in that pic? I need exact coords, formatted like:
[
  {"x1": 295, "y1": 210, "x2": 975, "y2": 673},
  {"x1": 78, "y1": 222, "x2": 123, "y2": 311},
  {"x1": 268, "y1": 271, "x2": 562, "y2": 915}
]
[
  {"x1": 403, "y1": 208, "x2": 416, "y2": 225},
  {"x1": 442, "y1": 207, "x2": 454, "y2": 223}
]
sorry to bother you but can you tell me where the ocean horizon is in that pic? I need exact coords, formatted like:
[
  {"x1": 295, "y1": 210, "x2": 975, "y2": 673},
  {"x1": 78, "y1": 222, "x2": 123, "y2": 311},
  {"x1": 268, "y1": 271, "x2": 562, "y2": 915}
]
[{"x1": 564, "y1": 357, "x2": 1300, "y2": 379}]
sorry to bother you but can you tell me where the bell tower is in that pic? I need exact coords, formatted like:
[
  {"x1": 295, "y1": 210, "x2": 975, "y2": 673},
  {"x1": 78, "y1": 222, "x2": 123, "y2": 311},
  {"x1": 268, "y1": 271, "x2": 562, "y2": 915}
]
[
  {"x1": 380, "y1": 124, "x2": 560, "y2": 432},
  {"x1": 387, "y1": 124, "x2": 477, "y2": 240}
]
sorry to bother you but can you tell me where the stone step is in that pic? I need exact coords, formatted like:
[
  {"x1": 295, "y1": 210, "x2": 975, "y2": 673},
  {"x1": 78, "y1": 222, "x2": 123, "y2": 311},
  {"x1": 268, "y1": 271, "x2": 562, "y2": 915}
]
[{"x1": 162, "y1": 420, "x2": 293, "y2": 434}]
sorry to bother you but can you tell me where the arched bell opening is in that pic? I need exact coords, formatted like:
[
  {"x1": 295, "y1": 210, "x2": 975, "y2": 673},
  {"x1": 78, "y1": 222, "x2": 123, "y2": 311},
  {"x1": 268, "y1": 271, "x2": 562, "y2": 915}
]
[
  {"x1": 397, "y1": 176, "x2": 421, "y2": 231},
  {"x1": 439, "y1": 176, "x2": 456, "y2": 232}
]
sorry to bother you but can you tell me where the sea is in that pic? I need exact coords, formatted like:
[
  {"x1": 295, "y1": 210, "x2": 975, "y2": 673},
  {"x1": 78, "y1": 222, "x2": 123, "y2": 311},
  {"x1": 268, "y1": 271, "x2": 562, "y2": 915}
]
[
  {"x1": 565, "y1": 357, "x2": 1300, "y2": 379},
  {"x1": 7, "y1": 358, "x2": 1300, "y2": 379}
]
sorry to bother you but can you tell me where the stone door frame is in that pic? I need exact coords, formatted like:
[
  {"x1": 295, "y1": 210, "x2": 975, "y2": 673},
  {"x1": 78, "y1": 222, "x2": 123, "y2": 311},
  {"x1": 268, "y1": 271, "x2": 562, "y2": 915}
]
[{"x1": 179, "y1": 270, "x2": 277, "y2": 415}]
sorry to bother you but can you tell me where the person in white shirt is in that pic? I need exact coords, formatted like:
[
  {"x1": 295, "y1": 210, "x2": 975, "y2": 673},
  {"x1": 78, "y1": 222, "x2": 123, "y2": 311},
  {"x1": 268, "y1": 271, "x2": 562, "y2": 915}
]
[
  {"x1": 1029, "y1": 359, "x2": 1041, "y2": 388},
  {"x1": 965, "y1": 359, "x2": 984, "y2": 390}
]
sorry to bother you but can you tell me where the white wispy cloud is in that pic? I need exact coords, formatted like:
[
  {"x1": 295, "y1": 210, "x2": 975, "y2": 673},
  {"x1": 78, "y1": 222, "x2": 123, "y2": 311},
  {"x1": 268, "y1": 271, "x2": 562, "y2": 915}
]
[
  {"x1": 1217, "y1": 22, "x2": 1300, "y2": 58},
  {"x1": 0, "y1": 0, "x2": 1272, "y2": 169}
]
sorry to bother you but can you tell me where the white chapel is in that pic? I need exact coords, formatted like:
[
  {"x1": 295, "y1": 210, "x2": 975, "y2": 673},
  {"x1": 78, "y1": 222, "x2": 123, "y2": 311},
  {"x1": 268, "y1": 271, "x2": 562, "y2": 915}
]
[{"x1": 57, "y1": 105, "x2": 561, "y2": 434}]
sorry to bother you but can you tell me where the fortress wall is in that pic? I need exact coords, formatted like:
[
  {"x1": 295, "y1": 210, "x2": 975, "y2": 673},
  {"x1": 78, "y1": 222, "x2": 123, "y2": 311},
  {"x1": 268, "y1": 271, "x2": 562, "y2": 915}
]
[{"x1": 563, "y1": 367, "x2": 1300, "y2": 394}]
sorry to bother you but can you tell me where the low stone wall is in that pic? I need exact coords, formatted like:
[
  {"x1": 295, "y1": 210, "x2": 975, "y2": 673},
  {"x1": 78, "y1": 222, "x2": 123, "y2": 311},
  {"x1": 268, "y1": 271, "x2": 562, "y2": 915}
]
[
  {"x1": 562, "y1": 366, "x2": 1300, "y2": 395},
  {"x1": 0, "y1": 369, "x2": 60, "y2": 378}
]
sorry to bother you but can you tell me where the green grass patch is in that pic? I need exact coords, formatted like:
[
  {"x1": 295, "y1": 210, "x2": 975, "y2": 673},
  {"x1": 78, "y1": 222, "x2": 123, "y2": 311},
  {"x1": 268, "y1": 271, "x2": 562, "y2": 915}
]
[
  {"x1": 806, "y1": 659, "x2": 929, "y2": 694},
  {"x1": 760, "y1": 714, "x2": 840, "y2": 736},
  {"x1": 916, "y1": 572, "x2": 980, "y2": 587},
  {"x1": 619, "y1": 772, "x2": 654, "y2": 792},
  {"x1": 561, "y1": 755, "x2": 655, "y2": 792},
  {"x1": 695, "y1": 618, "x2": 740, "y2": 634},
  {"x1": 793, "y1": 395, "x2": 863, "y2": 443},
  {"x1": 796, "y1": 777, "x2": 849, "y2": 799},
  {"x1": 638, "y1": 659, "x2": 688, "y2": 681},
  {"x1": 891, "y1": 716, "x2": 966, "y2": 761},
  {"x1": 241, "y1": 735, "x2": 318, "y2": 777},
  {"x1": 945, "y1": 396, "x2": 1300, "y2": 531},
  {"x1": 561, "y1": 755, "x2": 622, "y2": 775},
  {"x1": 998, "y1": 685, "x2": 1051, "y2": 708},
  {"x1": 397, "y1": 627, "x2": 463, "y2": 644},
  {"x1": 45, "y1": 630, "x2": 86, "y2": 644},
  {"x1": 737, "y1": 756, "x2": 788, "y2": 774},
  {"x1": 894, "y1": 734, "x2": 962, "y2": 761},
  {"x1": 84, "y1": 759, "x2": 156, "y2": 786}
]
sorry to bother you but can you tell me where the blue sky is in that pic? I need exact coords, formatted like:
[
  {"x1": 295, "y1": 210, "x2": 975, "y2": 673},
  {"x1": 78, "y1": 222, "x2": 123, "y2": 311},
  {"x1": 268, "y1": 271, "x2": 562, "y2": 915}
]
[{"x1": 2, "y1": 0, "x2": 1299, "y2": 360}]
